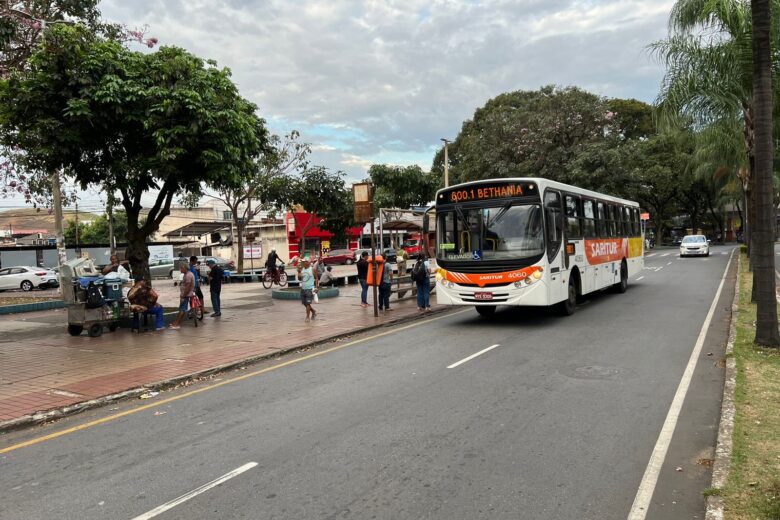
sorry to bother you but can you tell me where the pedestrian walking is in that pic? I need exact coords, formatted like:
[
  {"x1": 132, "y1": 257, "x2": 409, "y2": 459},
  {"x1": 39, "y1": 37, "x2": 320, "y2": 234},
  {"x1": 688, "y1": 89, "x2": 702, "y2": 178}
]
[
  {"x1": 411, "y1": 253, "x2": 432, "y2": 311},
  {"x1": 207, "y1": 258, "x2": 223, "y2": 317},
  {"x1": 396, "y1": 246, "x2": 409, "y2": 277},
  {"x1": 297, "y1": 257, "x2": 319, "y2": 322},
  {"x1": 356, "y1": 251, "x2": 369, "y2": 307},
  {"x1": 170, "y1": 264, "x2": 195, "y2": 329},
  {"x1": 189, "y1": 255, "x2": 205, "y2": 309}
]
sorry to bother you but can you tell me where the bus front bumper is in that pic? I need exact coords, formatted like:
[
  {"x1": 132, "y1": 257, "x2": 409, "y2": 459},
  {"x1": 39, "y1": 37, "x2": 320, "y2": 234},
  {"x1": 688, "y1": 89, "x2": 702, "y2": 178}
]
[{"x1": 435, "y1": 278, "x2": 549, "y2": 306}]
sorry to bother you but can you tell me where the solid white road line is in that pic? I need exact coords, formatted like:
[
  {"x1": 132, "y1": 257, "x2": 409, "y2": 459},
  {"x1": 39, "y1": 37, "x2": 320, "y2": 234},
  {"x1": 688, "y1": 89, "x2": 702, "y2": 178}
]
[
  {"x1": 132, "y1": 462, "x2": 258, "y2": 520},
  {"x1": 627, "y1": 249, "x2": 735, "y2": 520},
  {"x1": 636, "y1": 276, "x2": 645, "y2": 281},
  {"x1": 447, "y1": 344, "x2": 500, "y2": 369},
  {"x1": 660, "y1": 253, "x2": 670, "y2": 257},
  {"x1": 645, "y1": 253, "x2": 656, "y2": 258}
]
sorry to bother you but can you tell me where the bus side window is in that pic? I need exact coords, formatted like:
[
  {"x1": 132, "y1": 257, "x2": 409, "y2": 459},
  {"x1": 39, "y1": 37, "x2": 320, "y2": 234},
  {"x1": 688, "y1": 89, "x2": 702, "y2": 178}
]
[
  {"x1": 564, "y1": 194, "x2": 581, "y2": 239},
  {"x1": 622, "y1": 207, "x2": 631, "y2": 236},
  {"x1": 582, "y1": 199, "x2": 596, "y2": 238},
  {"x1": 544, "y1": 190, "x2": 563, "y2": 261},
  {"x1": 596, "y1": 201, "x2": 607, "y2": 238},
  {"x1": 633, "y1": 208, "x2": 641, "y2": 236},
  {"x1": 607, "y1": 205, "x2": 617, "y2": 237}
]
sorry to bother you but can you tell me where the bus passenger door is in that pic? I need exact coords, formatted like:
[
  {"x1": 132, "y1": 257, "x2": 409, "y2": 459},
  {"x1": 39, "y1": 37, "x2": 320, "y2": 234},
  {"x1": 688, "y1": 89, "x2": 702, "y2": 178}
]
[{"x1": 544, "y1": 190, "x2": 567, "y2": 302}]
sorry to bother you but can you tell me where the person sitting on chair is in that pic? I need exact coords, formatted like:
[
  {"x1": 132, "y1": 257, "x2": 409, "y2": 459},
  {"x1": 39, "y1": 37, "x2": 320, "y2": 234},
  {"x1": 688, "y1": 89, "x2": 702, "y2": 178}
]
[
  {"x1": 319, "y1": 265, "x2": 335, "y2": 287},
  {"x1": 127, "y1": 279, "x2": 165, "y2": 331}
]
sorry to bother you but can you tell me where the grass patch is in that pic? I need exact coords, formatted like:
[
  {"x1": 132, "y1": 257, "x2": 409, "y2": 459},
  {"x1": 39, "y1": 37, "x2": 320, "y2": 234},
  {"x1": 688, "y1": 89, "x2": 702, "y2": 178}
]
[{"x1": 721, "y1": 255, "x2": 780, "y2": 519}]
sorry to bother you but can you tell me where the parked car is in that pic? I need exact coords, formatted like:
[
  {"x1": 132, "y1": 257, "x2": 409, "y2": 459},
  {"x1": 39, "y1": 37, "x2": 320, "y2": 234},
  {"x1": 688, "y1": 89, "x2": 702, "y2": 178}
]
[
  {"x1": 149, "y1": 258, "x2": 175, "y2": 279},
  {"x1": 382, "y1": 248, "x2": 398, "y2": 263},
  {"x1": 0, "y1": 266, "x2": 59, "y2": 291},
  {"x1": 321, "y1": 249, "x2": 356, "y2": 265},
  {"x1": 679, "y1": 235, "x2": 710, "y2": 257}
]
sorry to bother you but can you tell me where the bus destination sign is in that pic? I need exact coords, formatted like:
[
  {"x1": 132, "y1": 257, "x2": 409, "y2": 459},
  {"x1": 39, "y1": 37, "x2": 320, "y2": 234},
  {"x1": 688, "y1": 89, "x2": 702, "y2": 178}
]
[{"x1": 439, "y1": 181, "x2": 537, "y2": 204}]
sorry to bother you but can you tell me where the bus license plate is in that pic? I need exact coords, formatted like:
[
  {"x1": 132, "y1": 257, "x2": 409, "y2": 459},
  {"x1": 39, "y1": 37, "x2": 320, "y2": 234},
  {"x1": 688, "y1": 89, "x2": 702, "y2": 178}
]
[{"x1": 474, "y1": 292, "x2": 493, "y2": 300}]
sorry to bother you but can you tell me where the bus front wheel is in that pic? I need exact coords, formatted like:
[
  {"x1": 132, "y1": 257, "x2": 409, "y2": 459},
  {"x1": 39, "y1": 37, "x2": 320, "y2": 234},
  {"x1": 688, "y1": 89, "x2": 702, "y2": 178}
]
[
  {"x1": 475, "y1": 305, "x2": 496, "y2": 317},
  {"x1": 558, "y1": 279, "x2": 577, "y2": 316}
]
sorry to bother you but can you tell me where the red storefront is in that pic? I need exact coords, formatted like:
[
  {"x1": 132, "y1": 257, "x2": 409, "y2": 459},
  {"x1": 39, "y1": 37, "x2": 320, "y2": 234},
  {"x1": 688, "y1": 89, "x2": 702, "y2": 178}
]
[{"x1": 286, "y1": 211, "x2": 362, "y2": 258}]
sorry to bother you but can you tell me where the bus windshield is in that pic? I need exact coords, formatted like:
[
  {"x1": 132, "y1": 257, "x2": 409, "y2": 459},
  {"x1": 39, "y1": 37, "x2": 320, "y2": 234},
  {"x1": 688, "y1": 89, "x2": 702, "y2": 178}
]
[{"x1": 437, "y1": 203, "x2": 544, "y2": 261}]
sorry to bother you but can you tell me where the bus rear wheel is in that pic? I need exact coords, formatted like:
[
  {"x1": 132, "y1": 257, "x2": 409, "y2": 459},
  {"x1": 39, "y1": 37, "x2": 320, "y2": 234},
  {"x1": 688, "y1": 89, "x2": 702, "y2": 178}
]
[
  {"x1": 558, "y1": 278, "x2": 577, "y2": 316},
  {"x1": 475, "y1": 305, "x2": 496, "y2": 317},
  {"x1": 613, "y1": 260, "x2": 628, "y2": 294}
]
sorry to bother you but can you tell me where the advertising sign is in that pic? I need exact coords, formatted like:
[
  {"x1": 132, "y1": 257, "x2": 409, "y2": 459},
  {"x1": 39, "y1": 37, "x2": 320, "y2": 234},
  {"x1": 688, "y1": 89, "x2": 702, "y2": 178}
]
[
  {"x1": 148, "y1": 244, "x2": 174, "y2": 262},
  {"x1": 243, "y1": 245, "x2": 262, "y2": 259}
]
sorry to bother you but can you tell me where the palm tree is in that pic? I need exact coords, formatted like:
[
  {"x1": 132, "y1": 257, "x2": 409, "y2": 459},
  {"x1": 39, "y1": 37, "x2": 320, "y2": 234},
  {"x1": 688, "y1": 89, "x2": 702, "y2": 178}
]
[
  {"x1": 650, "y1": 0, "x2": 780, "y2": 256},
  {"x1": 751, "y1": 0, "x2": 779, "y2": 346}
]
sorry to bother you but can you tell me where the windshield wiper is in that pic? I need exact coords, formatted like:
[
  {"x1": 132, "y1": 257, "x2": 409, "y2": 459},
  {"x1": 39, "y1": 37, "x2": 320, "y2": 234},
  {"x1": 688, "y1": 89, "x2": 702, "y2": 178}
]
[{"x1": 488, "y1": 201, "x2": 513, "y2": 227}]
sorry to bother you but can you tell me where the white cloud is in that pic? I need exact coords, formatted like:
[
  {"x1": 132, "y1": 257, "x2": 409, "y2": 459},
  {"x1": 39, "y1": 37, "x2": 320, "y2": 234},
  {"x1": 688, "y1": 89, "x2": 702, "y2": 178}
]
[{"x1": 96, "y1": 0, "x2": 671, "y2": 181}]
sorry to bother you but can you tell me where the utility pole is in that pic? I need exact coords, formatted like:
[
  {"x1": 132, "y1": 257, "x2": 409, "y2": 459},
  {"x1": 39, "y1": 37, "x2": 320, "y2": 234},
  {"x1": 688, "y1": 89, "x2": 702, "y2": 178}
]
[
  {"x1": 51, "y1": 171, "x2": 67, "y2": 267},
  {"x1": 440, "y1": 138, "x2": 450, "y2": 188},
  {"x1": 74, "y1": 199, "x2": 79, "y2": 252},
  {"x1": 107, "y1": 192, "x2": 116, "y2": 255}
]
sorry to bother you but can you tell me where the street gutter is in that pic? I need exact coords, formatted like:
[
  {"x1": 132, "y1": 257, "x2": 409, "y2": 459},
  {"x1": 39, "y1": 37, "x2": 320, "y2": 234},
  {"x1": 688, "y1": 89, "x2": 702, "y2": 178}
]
[{"x1": 704, "y1": 253, "x2": 740, "y2": 520}]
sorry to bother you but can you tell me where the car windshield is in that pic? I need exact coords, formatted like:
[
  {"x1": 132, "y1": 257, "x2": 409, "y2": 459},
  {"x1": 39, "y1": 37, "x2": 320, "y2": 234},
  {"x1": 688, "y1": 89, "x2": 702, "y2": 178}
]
[
  {"x1": 682, "y1": 236, "x2": 706, "y2": 244},
  {"x1": 437, "y1": 203, "x2": 544, "y2": 261}
]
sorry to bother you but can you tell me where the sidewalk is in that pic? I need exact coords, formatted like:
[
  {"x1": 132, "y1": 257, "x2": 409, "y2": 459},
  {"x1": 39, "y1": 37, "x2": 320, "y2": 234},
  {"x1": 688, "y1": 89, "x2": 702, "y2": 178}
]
[{"x1": 0, "y1": 281, "x2": 442, "y2": 430}]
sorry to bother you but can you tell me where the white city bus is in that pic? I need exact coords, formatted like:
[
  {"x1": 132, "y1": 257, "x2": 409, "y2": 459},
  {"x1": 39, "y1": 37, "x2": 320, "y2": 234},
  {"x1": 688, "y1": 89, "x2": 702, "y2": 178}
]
[{"x1": 431, "y1": 178, "x2": 644, "y2": 316}]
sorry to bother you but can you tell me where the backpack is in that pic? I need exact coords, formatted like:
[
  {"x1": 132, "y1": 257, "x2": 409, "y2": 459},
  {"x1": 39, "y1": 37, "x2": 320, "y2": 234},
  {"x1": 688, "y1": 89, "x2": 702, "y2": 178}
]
[
  {"x1": 411, "y1": 260, "x2": 427, "y2": 282},
  {"x1": 85, "y1": 282, "x2": 105, "y2": 309}
]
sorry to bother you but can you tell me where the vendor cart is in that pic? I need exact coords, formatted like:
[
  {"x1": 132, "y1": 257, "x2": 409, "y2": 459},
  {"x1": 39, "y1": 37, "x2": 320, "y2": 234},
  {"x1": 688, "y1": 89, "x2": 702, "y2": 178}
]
[{"x1": 60, "y1": 257, "x2": 131, "y2": 337}]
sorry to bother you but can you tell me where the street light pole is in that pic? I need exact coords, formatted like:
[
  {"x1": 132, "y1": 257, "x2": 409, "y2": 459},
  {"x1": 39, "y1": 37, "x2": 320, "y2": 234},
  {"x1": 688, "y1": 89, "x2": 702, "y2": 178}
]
[{"x1": 440, "y1": 138, "x2": 450, "y2": 188}]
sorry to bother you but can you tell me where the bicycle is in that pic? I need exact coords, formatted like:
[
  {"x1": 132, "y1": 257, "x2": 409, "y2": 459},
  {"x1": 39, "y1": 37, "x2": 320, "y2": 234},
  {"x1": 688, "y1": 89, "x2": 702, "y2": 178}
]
[
  {"x1": 262, "y1": 265, "x2": 288, "y2": 289},
  {"x1": 187, "y1": 295, "x2": 204, "y2": 326}
]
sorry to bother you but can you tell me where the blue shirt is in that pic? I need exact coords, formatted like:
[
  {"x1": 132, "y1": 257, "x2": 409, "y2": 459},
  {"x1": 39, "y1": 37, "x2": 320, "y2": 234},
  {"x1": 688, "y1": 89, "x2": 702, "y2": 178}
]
[
  {"x1": 299, "y1": 266, "x2": 315, "y2": 290},
  {"x1": 190, "y1": 265, "x2": 200, "y2": 287}
]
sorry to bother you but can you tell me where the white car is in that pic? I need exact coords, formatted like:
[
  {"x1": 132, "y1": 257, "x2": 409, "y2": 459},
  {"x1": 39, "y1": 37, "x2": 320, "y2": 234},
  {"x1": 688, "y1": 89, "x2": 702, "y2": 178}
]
[
  {"x1": 0, "y1": 266, "x2": 59, "y2": 291},
  {"x1": 679, "y1": 235, "x2": 710, "y2": 257}
]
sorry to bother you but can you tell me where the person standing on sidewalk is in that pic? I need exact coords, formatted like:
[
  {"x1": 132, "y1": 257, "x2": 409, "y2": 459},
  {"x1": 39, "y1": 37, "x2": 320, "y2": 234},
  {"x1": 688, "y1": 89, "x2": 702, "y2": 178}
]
[
  {"x1": 189, "y1": 256, "x2": 205, "y2": 309},
  {"x1": 379, "y1": 254, "x2": 393, "y2": 311},
  {"x1": 412, "y1": 253, "x2": 432, "y2": 311},
  {"x1": 356, "y1": 251, "x2": 369, "y2": 307},
  {"x1": 170, "y1": 264, "x2": 195, "y2": 329},
  {"x1": 207, "y1": 258, "x2": 223, "y2": 317},
  {"x1": 297, "y1": 258, "x2": 319, "y2": 322}
]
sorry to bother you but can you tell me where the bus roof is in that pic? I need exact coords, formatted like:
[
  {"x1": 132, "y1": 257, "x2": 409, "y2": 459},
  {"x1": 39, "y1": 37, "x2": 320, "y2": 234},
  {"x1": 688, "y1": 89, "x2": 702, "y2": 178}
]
[{"x1": 436, "y1": 177, "x2": 639, "y2": 207}]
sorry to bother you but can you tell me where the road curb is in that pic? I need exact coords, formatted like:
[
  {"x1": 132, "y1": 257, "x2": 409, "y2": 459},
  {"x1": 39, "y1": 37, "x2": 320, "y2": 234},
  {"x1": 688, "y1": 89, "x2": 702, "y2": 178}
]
[
  {"x1": 705, "y1": 254, "x2": 740, "y2": 520},
  {"x1": 0, "y1": 305, "x2": 454, "y2": 434},
  {"x1": 0, "y1": 300, "x2": 64, "y2": 315}
]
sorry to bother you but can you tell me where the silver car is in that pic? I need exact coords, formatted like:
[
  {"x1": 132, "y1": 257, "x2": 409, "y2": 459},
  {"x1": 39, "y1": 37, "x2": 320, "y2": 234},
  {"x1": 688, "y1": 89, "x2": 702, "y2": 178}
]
[
  {"x1": 149, "y1": 258, "x2": 175, "y2": 278},
  {"x1": 679, "y1": 235, "x2": 710, "y2": 257}
]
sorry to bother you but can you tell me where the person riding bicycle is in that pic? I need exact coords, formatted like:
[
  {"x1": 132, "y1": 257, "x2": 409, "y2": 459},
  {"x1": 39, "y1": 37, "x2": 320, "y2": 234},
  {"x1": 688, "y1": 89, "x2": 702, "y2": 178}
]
[{"x1": 265, "y1": 248, "x2": 285, "y2": 282}]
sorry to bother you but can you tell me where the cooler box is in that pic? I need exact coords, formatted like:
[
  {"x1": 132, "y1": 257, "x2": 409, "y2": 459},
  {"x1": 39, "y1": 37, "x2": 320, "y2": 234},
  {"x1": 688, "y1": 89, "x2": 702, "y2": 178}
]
[{"x1": 104, "y1": 280, "x2": 123, "y2": 301}]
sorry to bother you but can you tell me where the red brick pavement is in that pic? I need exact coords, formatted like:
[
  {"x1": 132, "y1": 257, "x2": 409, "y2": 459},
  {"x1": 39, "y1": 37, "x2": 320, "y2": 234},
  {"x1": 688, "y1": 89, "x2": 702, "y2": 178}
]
[{"x1": 0, "y1": 283, "x2": 440, "y2": 426}]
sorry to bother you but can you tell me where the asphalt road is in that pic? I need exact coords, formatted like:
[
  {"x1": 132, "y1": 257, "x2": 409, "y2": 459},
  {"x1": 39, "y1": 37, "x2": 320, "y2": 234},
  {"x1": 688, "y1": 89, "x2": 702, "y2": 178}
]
[{"x1": 0, "y1": 245, "x2": 737, "y2": 520}]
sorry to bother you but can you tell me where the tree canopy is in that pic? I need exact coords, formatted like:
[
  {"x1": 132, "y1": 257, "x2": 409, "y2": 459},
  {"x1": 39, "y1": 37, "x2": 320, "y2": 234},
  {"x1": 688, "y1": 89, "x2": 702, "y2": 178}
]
[
  {"x1": 367, "y1": 164, "x2": 438, "y2": 210},
  {"x1": 0, "y1": 25, "x2": 269, "y2": 280}
]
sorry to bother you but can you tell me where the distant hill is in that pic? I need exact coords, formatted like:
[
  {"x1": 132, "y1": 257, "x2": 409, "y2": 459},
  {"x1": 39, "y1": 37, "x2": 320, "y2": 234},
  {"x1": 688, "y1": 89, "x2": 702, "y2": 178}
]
[{"x1": 0, "y1": 208, "x2": 101, "y2": 235}]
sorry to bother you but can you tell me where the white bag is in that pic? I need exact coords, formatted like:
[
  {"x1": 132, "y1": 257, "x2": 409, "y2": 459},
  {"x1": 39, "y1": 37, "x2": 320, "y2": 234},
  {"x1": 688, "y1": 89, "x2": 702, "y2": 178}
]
[
  {"x1": 313, "y1": 290, "x2": 319, "y2": 304},
  {"x1": 117, "y1": 264, "x2": 131, "y2": 281}
]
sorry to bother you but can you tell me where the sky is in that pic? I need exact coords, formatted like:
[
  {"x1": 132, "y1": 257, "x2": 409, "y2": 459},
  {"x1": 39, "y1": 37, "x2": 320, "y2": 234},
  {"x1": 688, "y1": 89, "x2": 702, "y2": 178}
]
[{"x1": 2, "y1": 0, "x2": 675, "y2": 212}]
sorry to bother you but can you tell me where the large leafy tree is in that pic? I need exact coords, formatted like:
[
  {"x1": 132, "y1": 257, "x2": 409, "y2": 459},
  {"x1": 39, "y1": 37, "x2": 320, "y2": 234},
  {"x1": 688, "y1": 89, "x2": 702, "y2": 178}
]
[
  {"x1": 208, "y1": 131, "x2": 309, "y2": 273},
  {"x1": 751, "y1": 0, "x2": 779, "y2": 347},
  {"x1": 430, "y1": 87, "x2": 652, "y2": 187},
  {"x1": 367, "y1": 164, "x2": 438, "y2": 209},
  {"x1": 0, "y1": 25, "x2": 268, "y2": 281},
  {"x1": 268, "y1": 166, "x2": 353, "y2": 254},
  {"x1": 64, "y1": 211, "x2": 128, "y2": 246}
]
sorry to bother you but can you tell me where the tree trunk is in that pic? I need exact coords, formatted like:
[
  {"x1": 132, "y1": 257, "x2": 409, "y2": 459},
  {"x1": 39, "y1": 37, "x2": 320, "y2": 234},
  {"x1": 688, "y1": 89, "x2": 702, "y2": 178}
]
[
  {"x1": 126, "y1": 228, "x2": 151, "y2": 284},
  {"x1": 751, "y1": 0, "x2": 780, "y2": 347}
]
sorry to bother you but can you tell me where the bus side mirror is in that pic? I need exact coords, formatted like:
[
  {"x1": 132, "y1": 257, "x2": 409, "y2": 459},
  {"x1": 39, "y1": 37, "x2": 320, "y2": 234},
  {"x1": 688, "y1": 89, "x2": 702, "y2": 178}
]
[{"x1": 423, "y1": 214, "x2": 429, "y2": 234}]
